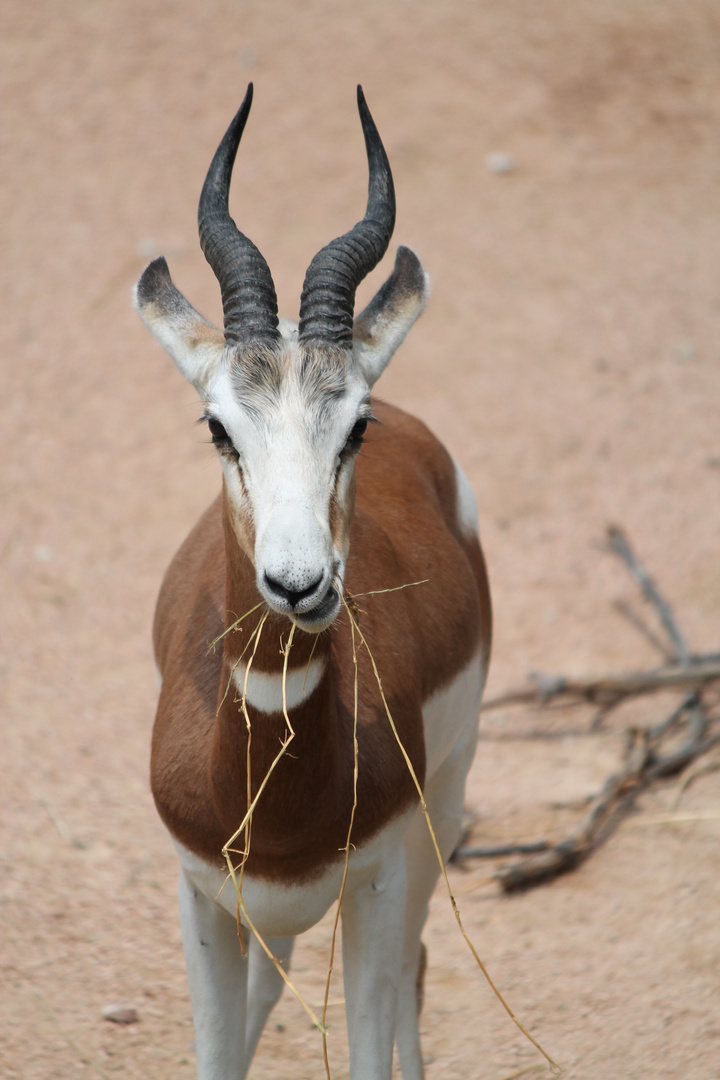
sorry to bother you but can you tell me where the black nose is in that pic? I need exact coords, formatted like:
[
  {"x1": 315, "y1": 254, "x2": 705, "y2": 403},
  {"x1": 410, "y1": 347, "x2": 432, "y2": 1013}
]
[{"x1": 263, "y1": 571, "x2": 325, "y2": 610}]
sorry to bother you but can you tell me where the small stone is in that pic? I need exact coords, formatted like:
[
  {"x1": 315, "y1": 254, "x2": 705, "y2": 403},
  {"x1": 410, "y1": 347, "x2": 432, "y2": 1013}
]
[
  {"x1": 102, "y1": 1004, "x2": 139, "y2": 1024},
  {"x1": 673, "y1": 340, "x2": 698, "y2": 363},
  {"x1": 485, "y1": 151, "x2": 516, "y2": 175}
]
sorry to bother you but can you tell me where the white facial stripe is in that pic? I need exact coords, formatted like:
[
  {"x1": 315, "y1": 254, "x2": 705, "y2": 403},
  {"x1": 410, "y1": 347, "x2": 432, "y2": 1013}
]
[
  {"x1": 205, "y1": 350, "x2": 369, "y2": 620},
  {"x1": 452, "y1": 458, "x2": 479, "y2": 538},
  {"x1": 232, "y1": 657, "x2": 326, "y2": 714}
]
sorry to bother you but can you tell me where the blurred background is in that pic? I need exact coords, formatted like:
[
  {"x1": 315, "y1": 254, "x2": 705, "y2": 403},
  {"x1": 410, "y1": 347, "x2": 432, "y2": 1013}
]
[{"x1": 2, "y1": 2, "x2": 719, "y2": 1077}]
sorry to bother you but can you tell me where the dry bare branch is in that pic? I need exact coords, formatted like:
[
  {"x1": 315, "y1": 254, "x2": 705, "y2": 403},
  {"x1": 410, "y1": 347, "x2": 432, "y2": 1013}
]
[
  {"x1": 494, "y1": 731, "x2": 651, "y2": 891},
  {"x1": 453, "y1": 840, "x2": 549, "y2": 860},
  {"x1": 605, "y1": 524, "x2": 689, "y2": 664},
  {"x1": 464, "y1": 526, "x2": 720, "y2": 892},
  {"x1": 482, "y1": 658, "x2": 720, "y2": 712},
  {"x1": 612, "y1": 598, "x2": 675, "y2": 662},
  {"x1": 491, "y1": 716, "x2": 720, "y2": 892}
]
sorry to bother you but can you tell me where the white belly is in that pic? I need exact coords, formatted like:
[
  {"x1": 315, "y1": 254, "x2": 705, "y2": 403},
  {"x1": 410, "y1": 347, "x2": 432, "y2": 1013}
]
[{"x1": 174, "y1": 808, "x2": 415, "y2": 939}]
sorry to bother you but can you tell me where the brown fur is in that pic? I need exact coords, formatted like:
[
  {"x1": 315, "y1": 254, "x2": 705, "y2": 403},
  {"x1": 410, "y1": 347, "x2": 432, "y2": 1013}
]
[{"x1": 151, "y1": 399, "x2": 491, "y2": 883}]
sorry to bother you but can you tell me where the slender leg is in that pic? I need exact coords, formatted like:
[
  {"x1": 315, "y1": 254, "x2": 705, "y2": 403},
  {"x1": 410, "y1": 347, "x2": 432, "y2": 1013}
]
[
  {"x1": 395, "y1": 729, "x2": 478, "y2": 1080},
  {"x1": 178, "y1": 869, "x2": 249, "y2": 1080},
  {"x1": 393, "y1": 812, "x2": 439, "y2": 1080},
  {"x1": 243, "y1": 933, "x2": 295, "y2": 1071},
  {"x1": 341, "y1": 848, "x2": 408, "y2": 1080}
]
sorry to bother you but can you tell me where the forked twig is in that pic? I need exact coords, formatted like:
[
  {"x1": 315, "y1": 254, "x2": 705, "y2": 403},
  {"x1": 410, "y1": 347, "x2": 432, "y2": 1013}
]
[
  {"x1": 605, "y1": 525, "x2": 689, "y2": 665},
  {"x1": 485, "y1": 528, "x2": 718, "y2": 717},
  {"x1": 494, "y1": 731, "x2": 651, "y2": 891},
  {"x1": 482, "y1": 659, "x2": 720, "y2": 713},
  {"x1": 612, "y1": 598, "x2": 675, "y2": 662},
  {"x1": 479, "y1": 527, "x2": 719, "y2": 892},
  {"x1": 493, "y1": 721, "x2": 720, "y2": 892}
]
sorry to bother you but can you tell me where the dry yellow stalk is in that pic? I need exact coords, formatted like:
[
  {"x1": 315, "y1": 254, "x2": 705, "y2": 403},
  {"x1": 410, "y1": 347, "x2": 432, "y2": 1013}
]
[
  {"x1": 211, "y1": 582, "x2": 561, "y2": 1077},
  {"x1": 348, "y1": 579, "x2": 429, "y2": 599},
  {"x1": 207, "y1": 600, "x2": 264, "y2": 653},
  {"x1": 221, "y1": 620, "x2": 328, "y2": 1035},
  {"x1": 340, "y1": 594, "x2": 562, "y2": 1078},
  {"x1": 321, "y1": 613, "x2": 360, "y2": 1079},
  {"x1": 216, "y1": 607, "x2": 268, "y2": 716}
]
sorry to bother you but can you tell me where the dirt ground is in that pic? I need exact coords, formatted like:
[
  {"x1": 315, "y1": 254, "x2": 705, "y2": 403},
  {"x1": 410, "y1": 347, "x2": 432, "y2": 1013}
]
[{"x1": 2, "y1": 1, "x2": 720, "y2": 1077}]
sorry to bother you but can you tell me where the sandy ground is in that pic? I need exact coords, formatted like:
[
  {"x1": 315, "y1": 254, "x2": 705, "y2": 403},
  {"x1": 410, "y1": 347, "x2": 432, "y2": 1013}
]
[{"x1": 2, "y1": 2, "x2": 720, "y2": 1077}]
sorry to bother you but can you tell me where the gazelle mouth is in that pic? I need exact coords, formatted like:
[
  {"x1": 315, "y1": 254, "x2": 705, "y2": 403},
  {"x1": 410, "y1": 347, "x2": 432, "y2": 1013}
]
[
  {"x1": 258, "y1": 561, "x2": 344, "y2": 631},
  {"x1": 293, "y1": 583, "x2": 341, "y2": 632}
]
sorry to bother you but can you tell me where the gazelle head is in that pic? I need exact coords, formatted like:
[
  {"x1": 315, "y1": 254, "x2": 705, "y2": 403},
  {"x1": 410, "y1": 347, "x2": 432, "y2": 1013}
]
[{"x1": 135, "y1": 85, "x2": 428, "y2": 632}]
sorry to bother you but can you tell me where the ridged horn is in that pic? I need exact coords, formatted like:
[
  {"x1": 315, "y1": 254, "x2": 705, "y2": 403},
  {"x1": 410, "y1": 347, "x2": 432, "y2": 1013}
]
[
  {"x1": 198, "y1": 84, "x2": 280, "y2": 347},
  {"x1": 298, "y1": 86, "x2": 396, "y2": 348}
]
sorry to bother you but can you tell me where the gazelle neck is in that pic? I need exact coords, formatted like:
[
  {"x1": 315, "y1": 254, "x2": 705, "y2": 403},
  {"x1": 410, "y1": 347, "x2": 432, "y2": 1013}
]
[
  {"x1": 208, "y1": 498, "x2": 349, "y2": 881},
  {"x1": 218, "y1": 492, "x2": 335, "y2": 697}
]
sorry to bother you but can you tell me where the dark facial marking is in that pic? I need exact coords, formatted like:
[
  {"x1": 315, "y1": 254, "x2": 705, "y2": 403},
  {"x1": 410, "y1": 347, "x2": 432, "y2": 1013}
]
[
  {"x1": 199, "y1": 414, "x2": 241, "y2": 466},
  {"x1": 348, "y1": 418, "x2": 368, "y2": 444},
  {"x1": 207, "y1": 417, "x2": 229, "y2": 444}
]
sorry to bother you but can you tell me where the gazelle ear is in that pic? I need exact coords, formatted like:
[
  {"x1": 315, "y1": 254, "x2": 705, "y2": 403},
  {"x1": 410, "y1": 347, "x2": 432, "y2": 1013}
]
[
  {"x1": 352, "y1": 245, "x2": 429, "y2": 386},
  {"x1": 134, "y1": 257, "x2": 225, "y2": 391}
]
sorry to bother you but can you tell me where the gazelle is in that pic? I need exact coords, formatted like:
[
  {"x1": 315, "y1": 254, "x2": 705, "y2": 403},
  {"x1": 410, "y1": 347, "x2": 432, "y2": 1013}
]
[{"x1": 135, "y1": 85, "x2": 491, "y2": 1080}]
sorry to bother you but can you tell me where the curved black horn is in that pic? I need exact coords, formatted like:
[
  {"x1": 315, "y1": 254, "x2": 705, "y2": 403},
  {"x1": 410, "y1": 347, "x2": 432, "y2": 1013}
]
[
  {"x1": 298, "y1": 86, "x2": 396, "y2": 347},
  {"x1": 198, "y1": 84, "x2": 280, "y2": 346}
]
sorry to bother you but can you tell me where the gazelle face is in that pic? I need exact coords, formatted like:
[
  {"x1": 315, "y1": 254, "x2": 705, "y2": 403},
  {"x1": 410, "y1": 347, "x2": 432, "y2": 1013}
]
[
  {"x1": 135, "y1": 241, "x2": 428, "y2": 634},
  {"x1": 135, "y1": 88, "x2": 429, "y2": 633},
  {"x1": 202, "y1": 333, "x2": 372, "y2": 631}
]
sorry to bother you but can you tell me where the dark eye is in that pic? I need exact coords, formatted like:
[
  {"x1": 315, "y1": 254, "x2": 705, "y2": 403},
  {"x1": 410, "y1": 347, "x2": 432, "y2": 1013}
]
[
  {"x1": 349, "y1": 418, "x2": 368, "y2": 444},
  {"x1": 207, "y1": 418, "x2": 228, "y2": 444}
]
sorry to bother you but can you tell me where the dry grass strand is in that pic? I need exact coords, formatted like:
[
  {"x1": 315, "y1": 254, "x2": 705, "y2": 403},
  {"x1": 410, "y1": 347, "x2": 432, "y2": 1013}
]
[
  {"x1": 339, "y1": 593, "x2": 562, "y2": 1077},
  {"x1": 220, "y1": 618, "x2": 328, "y2": 1035},
  {"x1": 321, "y1": 614, "x2": 360, "y2": 1079}
]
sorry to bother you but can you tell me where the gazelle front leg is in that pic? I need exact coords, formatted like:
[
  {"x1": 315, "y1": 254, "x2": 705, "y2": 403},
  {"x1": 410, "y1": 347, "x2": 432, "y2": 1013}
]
[
  {"x1": 244, "y1": 932, "x2": 295, "y2": 1071},
  {"x1": 395, "y1": 718, "x2": 481, "y2": 1080},
  {"x1": 341, "y1": 847, "x2": 408, "y2": 1080},
  {"x1": 178, "y1": 868, "x2": 249, "y2": 1079}
]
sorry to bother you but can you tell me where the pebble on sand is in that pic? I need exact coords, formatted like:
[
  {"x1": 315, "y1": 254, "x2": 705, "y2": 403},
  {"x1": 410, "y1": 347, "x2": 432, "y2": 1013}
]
[
  {"x1": 485, "y1": 151, "x2": 516, "y2": 174},
  {"x1": 102, "y1": 1004, "x2": 139, "y2": 1024}
]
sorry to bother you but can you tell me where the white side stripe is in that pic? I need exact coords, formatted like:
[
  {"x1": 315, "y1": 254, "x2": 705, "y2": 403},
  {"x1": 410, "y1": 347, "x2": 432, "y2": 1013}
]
[
  {"x1": 232, "y1": 658, "x2": 326, "y2": 714},
  {"x1": 452, "y1": 457, "x2": 479, "y2": 538}
]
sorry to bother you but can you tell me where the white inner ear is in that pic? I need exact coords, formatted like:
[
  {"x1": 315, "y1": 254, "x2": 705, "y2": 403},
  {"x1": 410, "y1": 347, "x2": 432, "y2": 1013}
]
[
  {"x1": 145, "y1": 308, "x2": 225, "y2": 391},
  {"x1": 353, "y1": 291, "x2": 428, "y2": 386},
  {"x1": 352, "y1": 246, "x2": 430, "y2": 387},
  {"x1": 134, "y1": 258, "x2": 225, "y2": 392}
]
